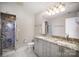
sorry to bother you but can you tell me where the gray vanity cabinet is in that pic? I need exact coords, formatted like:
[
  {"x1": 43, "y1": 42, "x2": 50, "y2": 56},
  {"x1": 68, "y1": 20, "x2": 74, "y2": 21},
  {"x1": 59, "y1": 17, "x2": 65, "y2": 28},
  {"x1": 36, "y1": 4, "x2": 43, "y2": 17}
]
[{"x1": 34, "y1": 38, "x2": 77, "y2": 57}]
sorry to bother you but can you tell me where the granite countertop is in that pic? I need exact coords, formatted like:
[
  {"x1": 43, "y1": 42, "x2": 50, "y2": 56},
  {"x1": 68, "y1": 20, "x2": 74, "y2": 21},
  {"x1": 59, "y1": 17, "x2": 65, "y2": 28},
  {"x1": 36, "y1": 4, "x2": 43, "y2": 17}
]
[{"x1": 35, "y1": 35, "x2": 79, "y2": 51}]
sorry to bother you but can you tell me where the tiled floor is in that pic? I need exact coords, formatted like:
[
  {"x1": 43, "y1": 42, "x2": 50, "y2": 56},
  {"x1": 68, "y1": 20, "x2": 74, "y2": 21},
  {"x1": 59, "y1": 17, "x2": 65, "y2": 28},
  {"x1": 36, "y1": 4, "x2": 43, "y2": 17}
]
[{"x1": 2, "y1": 45, "x2": 37, "y2": 57}]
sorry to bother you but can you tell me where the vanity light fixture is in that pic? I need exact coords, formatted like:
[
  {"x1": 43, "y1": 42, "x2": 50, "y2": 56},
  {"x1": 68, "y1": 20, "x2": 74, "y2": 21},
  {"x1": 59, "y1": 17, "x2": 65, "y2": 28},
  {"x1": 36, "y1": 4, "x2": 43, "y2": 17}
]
[{"x1": 45, "y1": 3, "x2": 65, "y2": 16}]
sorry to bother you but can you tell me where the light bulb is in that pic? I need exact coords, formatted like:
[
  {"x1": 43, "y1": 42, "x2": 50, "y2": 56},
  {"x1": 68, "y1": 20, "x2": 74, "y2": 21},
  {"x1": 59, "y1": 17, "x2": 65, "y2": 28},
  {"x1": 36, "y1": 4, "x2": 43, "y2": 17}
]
[
  {"x1": 59, "y1": 4, "x2": 65, "y2": 12},
  {"x1": 60, "y1": 7, "x2": 65, "y2": 12},
  {"x1": 53, "y1": 7, "x2": 57, "y2": 11},
  {"x1": 59, "y1": 5, "x2": 63, "y2": 9},
  {"x1": 45, "y1": 11, "x2": 51, "y2": 16},
  {"x1": 55, "y1": 9, "x2": 59, "y2": 13},
  {"x1": 48, "y1": 12, "x2": 51, "y2": 16},
  {"x1": 51, "y1": 11, "x2": 55, "y2": 15}
]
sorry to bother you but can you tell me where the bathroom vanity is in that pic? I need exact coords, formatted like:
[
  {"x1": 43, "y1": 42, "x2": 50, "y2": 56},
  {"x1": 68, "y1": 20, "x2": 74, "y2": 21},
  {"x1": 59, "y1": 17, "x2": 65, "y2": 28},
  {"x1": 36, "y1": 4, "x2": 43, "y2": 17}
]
[{"x1": 33, "y1": 35, "x2": 79, "y2": 57}]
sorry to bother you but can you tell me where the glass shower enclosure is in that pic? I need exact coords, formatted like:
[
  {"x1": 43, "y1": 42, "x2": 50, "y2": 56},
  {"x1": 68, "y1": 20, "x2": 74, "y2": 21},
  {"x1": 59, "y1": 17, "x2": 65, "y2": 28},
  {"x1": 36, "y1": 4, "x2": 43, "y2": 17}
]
[{"x1": 0, "y1": 12, "x2": 16, "y2": 56}]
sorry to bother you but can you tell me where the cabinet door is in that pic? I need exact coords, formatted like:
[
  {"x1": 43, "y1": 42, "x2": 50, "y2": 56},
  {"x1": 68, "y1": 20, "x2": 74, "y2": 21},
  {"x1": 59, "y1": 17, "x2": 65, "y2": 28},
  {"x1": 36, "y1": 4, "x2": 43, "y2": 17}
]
[
  {"x1": 46, "y1": 41, "x2": 51, "y2": 57},
  {"x1": 41, "y1": 40, "x2": 47, "y2": 57},
  {"x1": 50, "y1": 43, "x2": 61, "y2": 57},
  {"x1": 42, "y1": 40, "x2": 50, "y2": 57},
  {"x1": 63, "y1": 47, "x2": 76, "y2": 57},
  {"x1": 38, "y1": 39, "x2": 43, "y2": 57}
]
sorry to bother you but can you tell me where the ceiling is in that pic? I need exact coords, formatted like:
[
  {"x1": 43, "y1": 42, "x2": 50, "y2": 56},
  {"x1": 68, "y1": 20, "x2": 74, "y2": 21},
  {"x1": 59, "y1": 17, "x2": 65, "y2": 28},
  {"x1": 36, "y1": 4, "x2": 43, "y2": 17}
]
[
  {"x1": 0, "y1": 2, "x2": 79, "y2": 15},
  {"x1": 22, "y1": 2, "x2": 57, "y2": 15}
]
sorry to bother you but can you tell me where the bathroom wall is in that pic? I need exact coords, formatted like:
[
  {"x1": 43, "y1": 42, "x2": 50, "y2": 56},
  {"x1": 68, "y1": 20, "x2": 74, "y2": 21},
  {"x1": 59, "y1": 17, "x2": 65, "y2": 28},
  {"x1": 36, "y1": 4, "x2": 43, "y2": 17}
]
[{"x1": 0, "y1": 2, "x2": 35, "y2": 48}]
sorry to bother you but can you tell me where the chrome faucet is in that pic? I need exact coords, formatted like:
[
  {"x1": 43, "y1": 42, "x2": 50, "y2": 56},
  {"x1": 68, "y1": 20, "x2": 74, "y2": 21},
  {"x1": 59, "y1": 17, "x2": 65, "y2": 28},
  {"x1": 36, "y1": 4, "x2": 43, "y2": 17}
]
[{"x1": 65, "y1": 33, "x2": 69, "y2": 40}]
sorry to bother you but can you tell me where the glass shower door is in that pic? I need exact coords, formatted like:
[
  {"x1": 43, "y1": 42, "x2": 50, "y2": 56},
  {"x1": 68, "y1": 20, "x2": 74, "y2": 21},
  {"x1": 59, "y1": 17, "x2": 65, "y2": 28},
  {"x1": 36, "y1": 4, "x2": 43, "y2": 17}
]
[{"x1": 0, "y1": 13, "x2": 16, "y2": 55}]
